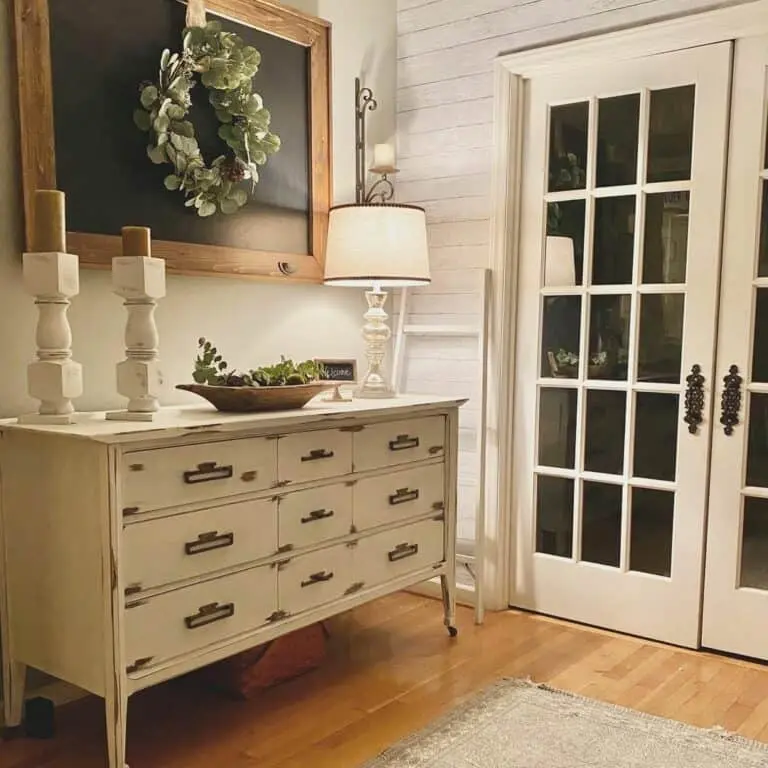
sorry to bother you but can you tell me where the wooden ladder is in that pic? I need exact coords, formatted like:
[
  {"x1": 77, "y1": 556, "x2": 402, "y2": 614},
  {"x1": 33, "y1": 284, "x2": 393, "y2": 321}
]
[{"x1": 391, "y1": 268, "x2": 491, "y2": 625}]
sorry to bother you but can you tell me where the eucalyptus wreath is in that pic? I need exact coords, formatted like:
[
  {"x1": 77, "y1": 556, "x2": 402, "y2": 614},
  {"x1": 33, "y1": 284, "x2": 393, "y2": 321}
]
[{"x1": 133, "y1": 21, "x2": 281, "y2": 217}]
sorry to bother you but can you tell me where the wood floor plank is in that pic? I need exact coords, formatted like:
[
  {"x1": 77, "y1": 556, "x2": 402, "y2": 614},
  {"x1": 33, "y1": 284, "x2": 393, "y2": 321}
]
[{"x1": 2, "y1": 594, "x2": 768, "y2": 768}]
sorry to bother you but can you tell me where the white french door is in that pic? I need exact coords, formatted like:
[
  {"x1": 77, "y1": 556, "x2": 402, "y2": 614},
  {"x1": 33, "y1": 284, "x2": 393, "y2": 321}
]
[
  {"x1": 702, "y1": 37, "x2": 768, "y2": 660},
  {"x1": 511, "y1": 44, "x2": 733, "y2": 647}
]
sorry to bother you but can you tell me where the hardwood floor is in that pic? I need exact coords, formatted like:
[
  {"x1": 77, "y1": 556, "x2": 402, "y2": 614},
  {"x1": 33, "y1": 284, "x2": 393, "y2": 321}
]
[{"x1": 2, "y1": 592, "x2": 768, "y2": 767}]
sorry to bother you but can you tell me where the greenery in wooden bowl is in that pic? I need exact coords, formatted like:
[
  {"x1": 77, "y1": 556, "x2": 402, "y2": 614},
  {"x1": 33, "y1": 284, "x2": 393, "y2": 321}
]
[{"x1": 192, "y1": 338, "x2": 325, "y2": 387}]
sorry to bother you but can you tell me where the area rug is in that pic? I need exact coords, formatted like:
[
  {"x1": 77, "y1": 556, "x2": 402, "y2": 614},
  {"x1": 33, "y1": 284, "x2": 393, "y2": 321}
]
[{"x1": 363, "y1": 679, "x2": 768, "y2": 767}]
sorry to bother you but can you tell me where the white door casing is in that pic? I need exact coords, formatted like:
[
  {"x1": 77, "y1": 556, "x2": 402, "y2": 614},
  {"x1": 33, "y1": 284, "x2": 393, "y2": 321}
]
[{"x1": 488, "y1": 0, "x2": 768, "y2": 621}]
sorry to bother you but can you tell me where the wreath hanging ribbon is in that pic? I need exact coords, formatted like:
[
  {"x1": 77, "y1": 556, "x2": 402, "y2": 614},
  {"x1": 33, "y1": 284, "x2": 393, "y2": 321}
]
[{"x1": 133, "y1": 0, "x2": 281, "y2": 217}]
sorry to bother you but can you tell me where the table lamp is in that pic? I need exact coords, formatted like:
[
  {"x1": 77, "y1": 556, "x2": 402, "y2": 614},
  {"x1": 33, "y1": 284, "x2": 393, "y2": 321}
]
[{"x1": 324, "y1": 202, "x2": 431, "y2": 398}]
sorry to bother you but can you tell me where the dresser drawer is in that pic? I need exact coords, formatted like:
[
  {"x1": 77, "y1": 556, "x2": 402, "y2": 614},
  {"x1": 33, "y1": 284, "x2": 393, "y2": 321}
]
[
  {"x1": 354, "y1": 417, "x2": 445, "y2": 472},
  {"x1": 278, "y1": 544, "x2": 354, "y2": 616},
  {"x1": 354, "y1": 464, "x2": 444, "y2": 531},
  {"x1": 125, "y1": 565, "x2": 277, "y2": 673},
  {"x1": 355, "y1": 518, "x2": 445, "y2": 589},
  {"x1": 279, "y1": 484, "x2": 353, "y2": 550},
  {"x1": 121, "y1": 438, "x2": 277, "y2": 514},
  {"x1": 278, "y1": 429, "x2": 352, "y2": 485},
  {"x1": 123, "y1": 499, "x2": 278, "y2": 591}
]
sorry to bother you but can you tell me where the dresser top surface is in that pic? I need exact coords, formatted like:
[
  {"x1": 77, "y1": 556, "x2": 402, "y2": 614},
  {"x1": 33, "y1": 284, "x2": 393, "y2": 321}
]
[{"x1": 0, "y1": 395, "x2": 465, "y2": 444}]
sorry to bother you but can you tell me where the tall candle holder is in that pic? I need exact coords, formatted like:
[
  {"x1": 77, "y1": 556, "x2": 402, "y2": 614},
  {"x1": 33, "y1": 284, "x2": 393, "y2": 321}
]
[
  {"x1": 106, "y1": 227, "x2": 166, "y2": 422},
  {"x1": 18, "y1": 190, "x2": 83, "y2": 425}
]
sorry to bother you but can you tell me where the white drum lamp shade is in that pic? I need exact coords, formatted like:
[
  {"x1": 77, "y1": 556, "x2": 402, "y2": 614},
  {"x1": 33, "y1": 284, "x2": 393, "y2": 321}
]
[{"x1": 324, "y1": 204, "x2": 431, "y2": 287}]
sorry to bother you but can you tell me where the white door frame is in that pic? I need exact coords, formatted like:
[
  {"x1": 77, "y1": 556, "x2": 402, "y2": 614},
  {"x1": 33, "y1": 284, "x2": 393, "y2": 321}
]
[{"x1": 485, "y1": 0, "x2": 768, "y2": 611}]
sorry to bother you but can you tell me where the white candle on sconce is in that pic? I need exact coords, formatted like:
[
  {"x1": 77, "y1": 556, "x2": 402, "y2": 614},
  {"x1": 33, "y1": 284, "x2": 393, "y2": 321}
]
[{"x1": 371, "y1": 143, "x2": 396, "y2": 172}]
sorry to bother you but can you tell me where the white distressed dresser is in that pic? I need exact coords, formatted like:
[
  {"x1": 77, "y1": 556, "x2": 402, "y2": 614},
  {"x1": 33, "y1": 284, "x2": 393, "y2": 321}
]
[{"x1": 0, "y1": 395, "x2": 463, "y2": 767}]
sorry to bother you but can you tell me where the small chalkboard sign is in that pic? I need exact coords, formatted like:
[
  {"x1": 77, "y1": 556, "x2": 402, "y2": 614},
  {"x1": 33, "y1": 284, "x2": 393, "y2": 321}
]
[{"x1": 317, "y1": 359, "x2": 357, "y2": 383}]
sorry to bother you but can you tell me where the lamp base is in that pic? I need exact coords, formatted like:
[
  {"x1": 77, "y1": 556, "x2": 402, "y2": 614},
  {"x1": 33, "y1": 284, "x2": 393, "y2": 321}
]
[
  {"x1": 357, "y1": 288, "x2": 395, "y2": 400},
  {"x1": 355, "y1": 379, "x2": 394, "y2": 399}
]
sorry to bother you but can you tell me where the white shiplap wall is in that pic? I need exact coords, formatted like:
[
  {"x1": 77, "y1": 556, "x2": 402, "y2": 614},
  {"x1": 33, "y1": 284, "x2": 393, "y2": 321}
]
[{"x1": 395, "y1": 0, "x2": 751, "y2": 544}]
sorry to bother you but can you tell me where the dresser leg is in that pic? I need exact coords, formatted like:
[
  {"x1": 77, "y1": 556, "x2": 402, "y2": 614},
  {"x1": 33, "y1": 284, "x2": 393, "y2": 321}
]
[
  {"x1": 3, "y1": 660, "x2": 27, "y2": 727},
  {"x1": 105, "y1": 685, "x2": 128, "y2": 768},
  {"x1": 440, "y1": 574, "x2": 458, "y2": 637}
]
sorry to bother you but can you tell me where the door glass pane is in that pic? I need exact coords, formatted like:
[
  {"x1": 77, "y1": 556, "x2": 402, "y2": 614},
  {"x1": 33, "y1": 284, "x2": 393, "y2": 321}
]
[
  {"x1": 582, "y1": 482, "x2": 622, "y2": 567},
  {"x1": 643, "y1": 192, "x2": 690, "y2": 284},
  {"x1": 746, "y1": 394, "x2": 768, "y2": 487},
  {"x1": 630, "y1": 488, "x2": 674, "y2": 577},
  {"x1": 549, "y1": 102, "x2": 588, "y2": 192},
  {"x1": 757, "y1": 182, "x2": 768, "y2": 277},
  {"x1": 637, "y1": 294, "x2": 684, "y2": 383},
  {"x1": 546, "y1": 200, "x2": 585, "y2": 286},
  {"x1": 596, "y1": 94, "x2": 640, "y2": 187},
  {"x1": 536, "y1": 475, "x2": 574, "y2": 558},
  {"x1": 752, "y1": 289, "x2": 768, "y2": 381},
  {"x1": 542, "y1": 296, "x2": 582, "y2": 378},
  {"x1": 740, "y1": 497, "x2": 768, "y2": 590},
  {"x1": 584, "y1": 390, "x2": 626, "y2": 475},
  {"x1": 647, "y1": 85, "x2": 695, "y2": 183},
  {"x1": 593, "y1": 196, "x2": 636, "y2": 285},
  {"x1": 538, "y1": 388, "x2": 578, "y2": 469},
  {"x1": 588, "y1": 295, "x2": 631, "y2": 381},
  {"x1": 633, "y1": 393, "x2": 679, "y2": 481}
]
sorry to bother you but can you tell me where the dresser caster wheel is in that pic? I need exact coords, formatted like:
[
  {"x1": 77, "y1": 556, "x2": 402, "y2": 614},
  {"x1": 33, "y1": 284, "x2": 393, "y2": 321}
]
[{"x1": 447, "y1": 626, "x2": 458, "y2": 638}]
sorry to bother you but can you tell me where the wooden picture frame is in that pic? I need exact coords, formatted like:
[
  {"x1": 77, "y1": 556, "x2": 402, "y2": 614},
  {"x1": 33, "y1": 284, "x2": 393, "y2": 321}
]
[{"x1": 14, "y1": 0, "x2": 332, "y2": 284}]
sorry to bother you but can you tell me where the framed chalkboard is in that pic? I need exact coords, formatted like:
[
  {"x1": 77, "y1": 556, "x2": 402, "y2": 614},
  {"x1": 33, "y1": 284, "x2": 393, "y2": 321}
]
[{"x1": 14, "y1": 0, "x2": 331, "y2": 283}]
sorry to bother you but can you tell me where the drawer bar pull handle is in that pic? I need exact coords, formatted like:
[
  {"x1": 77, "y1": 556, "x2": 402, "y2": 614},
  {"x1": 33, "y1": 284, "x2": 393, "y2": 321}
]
[
  {"x1": 389, "y1": 435, "x2": 420, "y2": 452},
  {"x1": 389, "y1": 488, "x2": 420, "y2": 506},
  {"x1": 301, "y1": 449, "x2": 335, "y2": 463},
  {"x1": 301, "y1": 508, "x2": 335, "y2": 524},
  {"x1": 184, "y1": 530, "x2": 235, "y2": 556},
  {"x1": 183, "y1": 462, "x2": 234, "y2": 484},
  {"x1": 184, "y1": 601, "x2": 235, "y2": 630},
  {"x1": 388, "y1": 543, "x2": 419, "y2": 562},
  {"x1": 301, "y1": 571, "x2": 334, "y2": 587}
]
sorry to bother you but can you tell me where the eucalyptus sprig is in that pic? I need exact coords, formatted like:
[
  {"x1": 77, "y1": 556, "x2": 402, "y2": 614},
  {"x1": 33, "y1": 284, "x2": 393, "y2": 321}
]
[
  {"x1": 193, "y1": 338, "x2": 325, "y2": 387},
  {"x1": 134, "y1": 21, "x2": 281, "y2": 217}
]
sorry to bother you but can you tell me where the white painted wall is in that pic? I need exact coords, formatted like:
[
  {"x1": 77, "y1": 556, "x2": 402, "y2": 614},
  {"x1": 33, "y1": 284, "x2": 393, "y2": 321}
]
[
  {"x1": 395, "y1": 0, "x2": 753, "y2": 544},
  {"x1": 0, "y1": 0, "x2": 395, "y2": 419}
]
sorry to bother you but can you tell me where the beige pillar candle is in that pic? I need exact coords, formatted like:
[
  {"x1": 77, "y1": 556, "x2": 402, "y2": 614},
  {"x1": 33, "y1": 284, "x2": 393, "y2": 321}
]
[
  {"x1": 31, "y1": 190, "x2": 67, "y2": 253},
  {"x1": 122, "y1": 226, "x2": 152, "y2": 257}
]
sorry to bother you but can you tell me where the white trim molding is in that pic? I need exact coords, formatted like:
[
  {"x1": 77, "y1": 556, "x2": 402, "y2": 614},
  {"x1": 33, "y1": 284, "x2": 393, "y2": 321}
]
[{"x1": 487, "y1": 0, "x2": 768, "y2": 611}]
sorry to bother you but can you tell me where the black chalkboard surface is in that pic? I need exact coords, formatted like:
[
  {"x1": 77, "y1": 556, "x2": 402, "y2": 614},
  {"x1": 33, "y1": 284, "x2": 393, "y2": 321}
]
[
  {"x1": 317, "y1": 359, "x2": 358, "y2": 382},
  {"x1": 48, "y1": 0, "x2": 310, "y2": 254}
]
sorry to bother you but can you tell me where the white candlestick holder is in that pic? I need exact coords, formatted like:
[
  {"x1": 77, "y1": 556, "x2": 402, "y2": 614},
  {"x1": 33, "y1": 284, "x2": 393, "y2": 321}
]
[
  {"x1": 18, "y1": 252, "x2": 83, "y2": 424},
  {"x1": 106, "y1": 256, "x2": 166, "y2": 422}
]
